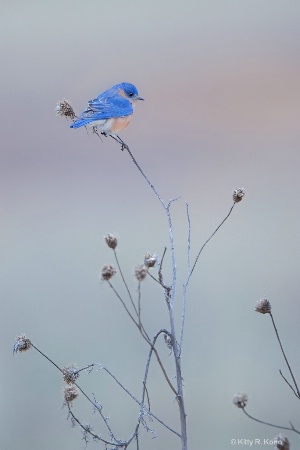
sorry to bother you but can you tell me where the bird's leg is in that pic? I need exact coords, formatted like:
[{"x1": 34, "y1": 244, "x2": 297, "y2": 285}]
[
  {"x1": 92, "y1": 126, "x2": 105, "y2": 142},
  {"x1": 93, "y1": 128, "x2": 128, "y2": 151}
]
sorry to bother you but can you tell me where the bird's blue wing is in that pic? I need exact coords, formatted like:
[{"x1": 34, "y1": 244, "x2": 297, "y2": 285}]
[
  {"x1": 70, "y1": 84, "x2": 135, "y2": 128},
  {"x1": 79, "y1": 91, "x2": 133, "y2": 120}
]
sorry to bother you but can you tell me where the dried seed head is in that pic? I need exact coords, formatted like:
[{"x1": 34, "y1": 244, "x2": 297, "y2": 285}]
[
  {"x1": 255, "y1": 298, "x2": 271, "y2": 314},
  {"x1": 62, "y1": 365, "x2": 80, "y2": 385},
  {"x1": 233, "y1": 188, "x2": 245, "y2": 203},
  {"x1": 274, "y1": 434, "x2": 290, "y2": 450},
  {"x1": 144, "y1": 253, "x2": 158, "y2": 268},
  {"x1": 55, "y1": 99, "x2": 75, "y2": 120},
  {"x1": 164, "y1": 333, "x2": 172, "y2": 349},
  {"x1": 101, "y1": 264, "x2": 117, "y2": 281},
  {"x1": 232, "y1": 392, "x2": 248, "y2": 409},
  {"x1": 64, "y1": 385, "x2": 79, "y2": 403},
  {"x1": 104, "y1": 233, "x2": 118, "y2": 250},
  {"x1": 135, "y1": 264, "x2": 148, "y2": 281},
  {"x1": 13, "y1": 334, "x2": 32, "y2": 354}
]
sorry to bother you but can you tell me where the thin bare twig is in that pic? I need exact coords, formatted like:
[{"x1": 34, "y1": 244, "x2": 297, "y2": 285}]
[
  {"x1": 140, "y1": 329, "x2": 180, "y2": 435},
  {"x1": 137, "y1": 281, "x2": 142, "y2": 329},
  {"x1": 270, "y1": 312, "x2": 300, "y2": 397},
  {"x1": 123, "y1": 144, "x2": 187, "y2": 449},
  {"x1": 158, "y1": 247, "x2": 167, "y2": 284},
  {"x1": 107, "y1": 281, "x2": 177, "y2": 394},
  {"x1": 31, "y1": 344, "x2": 122, "y2": 444},
  {"x1": 189, "y1": 202, "x2": 236, "y2": 279},
  {"x1": 31, "y1": 343, "x2": 63, "y2": 373},
  {"x1": 74, "y1": 383, "x2": 120, "y2": 441},
  {"x1": 185, "y1": 202, "x2": 191, "y2": 274},
  {"x1": 78, "y1": 361, "x2": 180, "y2": 439},
  {"x1": 242, "y1": 407, "x2": 300, "y2": 435},
  {"x1": 179, "y1": 202, "x2": 236, "y2": 357},
  {"x1": 113, "y1": 249, "x2": 139, "y2": 318},
  {"x1": 279, "y1": 370, "x2": 300, "y2": 398},
  {"x1": 107, "y1": 281, "x2": 140, "y2": 329},
  {"x1": 125, "y1": 146, "x2": 165, "y2": 206},
  {"x1": 178, "y1": 202, "x2": 191, "y2": 354},
  {"x1": 143, "y1": 382, "x2": 151, "y2": 412},
  {"x1": 98, "y1": 365, "x2": 178, "y2": 435},
  {"x1": 31, "y1": 344, "x2": 177, "y2": 444},
  {"x1": 107, "y1": 280, "x2": 151, "y2": 342}
]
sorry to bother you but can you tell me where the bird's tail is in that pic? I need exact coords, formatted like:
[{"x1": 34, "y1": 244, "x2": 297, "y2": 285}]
[{"x1": 70, "y1": 119, "x2": 90, "y2": 129}]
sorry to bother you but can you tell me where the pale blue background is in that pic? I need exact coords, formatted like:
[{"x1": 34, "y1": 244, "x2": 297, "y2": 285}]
[{"x1": 1, "y1": 1, "x2": 300, "y2": 449}]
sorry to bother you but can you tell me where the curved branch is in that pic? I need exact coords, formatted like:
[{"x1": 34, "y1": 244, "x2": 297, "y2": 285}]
[
  {"x1": 107, "y1": 281, "x2": 177, "y2": 394},
  {"x1": 242, "y1": 407, "x2": 300, "y2": 435}
]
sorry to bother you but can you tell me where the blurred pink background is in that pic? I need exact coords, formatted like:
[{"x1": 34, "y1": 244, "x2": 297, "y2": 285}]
[{"x1": 1, "y1": 1, "x2": 300, "y2": 449}]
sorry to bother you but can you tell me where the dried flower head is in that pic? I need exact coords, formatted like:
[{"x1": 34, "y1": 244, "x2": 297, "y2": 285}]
[
  {"x1": 144, "y1": 253, "x2": 158, "y2": 268},
  {"x1": 135, "y1": 264, "x2": 148, "y2": 281},
  {"x1": 104, "y1": 233, "x2": 118, "y2": 250},
  {"x1": 55, "y1": 99, "x2": 75, "y2": 120},
  {"x1": 274, "y1": 434, "x2": 290, "y2": 450},
  {"x1": 233, "y1": 188, "x2": 245, "y2": 203},
  {"x1": 101, "y1": 264, "x2": 117, "y2": 281},
  {"x1": 64, "y1": 385, "x2": 79, "y2": 403},
  {"x1": 233, "y1": 392, "x2": 248, "y2": 409},
  {"x1": 255, "y1": 298, "x2": 271, "y2": 314},
  {"x1": 62, "y1": 365, "x2": 80, "y2": 385},
  {"x1": 13, "y1": 334, "x2": 32, "y2": 354}
]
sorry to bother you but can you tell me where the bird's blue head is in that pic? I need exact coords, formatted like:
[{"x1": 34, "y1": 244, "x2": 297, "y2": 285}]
[{"x1": 120, "y1": 82, "x2": 144, "y2": 101}]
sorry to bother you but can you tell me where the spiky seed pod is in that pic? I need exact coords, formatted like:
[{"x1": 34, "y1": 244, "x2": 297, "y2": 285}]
[
  {"x1": 55, "y1": 99, "x2": 75, "y2": 120},
  {"x1": 232, "y1": 393, "x2": 248, "y2": 409},
  {"x1": 13, "y1": 334, "x2": 32, "y2": 354},
  {"x1": 104, "y1": 233, "x2": 118, "y2": 250},
  {"x1": 134, "y1": 264, "x2": 148, "y2": 281},
  {"x1": 255, "y1": 298, "x2": 272, "y2": 314},
  {"x1": 233, "y1": 188, "x2": 245, "y2": 203},
  {"x1": 144, "y1": 253, "x2": 158, "y2": 268},
  {"x1": 64, "y1": 385, "x2": 79, "y2": 403},
  {"x1": 62, "y1": 365, "x2": 80, "y2": 385},
  {"x1": 101, "y1": 264, "x2": 117, "y2": 281}
]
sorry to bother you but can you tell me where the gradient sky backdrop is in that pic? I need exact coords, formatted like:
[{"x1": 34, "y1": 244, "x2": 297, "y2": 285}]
[{"x1": 1, "y1": 1, "x2": 300, "y2": 449}]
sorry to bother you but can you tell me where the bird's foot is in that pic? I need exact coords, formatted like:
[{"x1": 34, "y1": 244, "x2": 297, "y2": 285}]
[{"x1": 109, "y1": 134, "x2": 129, "y2": 151}]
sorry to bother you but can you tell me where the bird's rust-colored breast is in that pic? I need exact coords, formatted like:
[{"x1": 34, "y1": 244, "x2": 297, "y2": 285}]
[{"x1": 109, "y1": 115, "x2": 132, "y2": 133}]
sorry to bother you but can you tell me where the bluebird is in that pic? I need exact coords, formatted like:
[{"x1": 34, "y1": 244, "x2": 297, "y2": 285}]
[{"x1": 70, "y1": 82, "x2": 143, "y2": 149}]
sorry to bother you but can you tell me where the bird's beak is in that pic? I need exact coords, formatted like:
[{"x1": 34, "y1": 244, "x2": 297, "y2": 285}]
[{"x1": 137, "y1": 96, "x2": 144, "y2": 101}]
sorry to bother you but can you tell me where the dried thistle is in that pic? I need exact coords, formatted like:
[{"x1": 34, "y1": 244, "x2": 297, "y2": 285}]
[
  {"x1": 233, "y1": 188, "x2": 245, "y2": 203},
  {"x1": 232, "y1": 392, "x2": 248, "y2": 409},
  {"x1": 144, "y1": 253, "x2": 158, "y2": 268},
  {"x1": 274, "y1": 434, "x2": 290, "y2": 450},
  {"x1": 104, "y1": 233, "x2": 118, "y2": 250},
  {"x1": 255, "y1": 298, "x2": 271, "y2": 314},
  {"x1": 62, "y1": 365, "x2": 80, "y2": 385},
  {"x1": 101, "y1": 264, "x2": 117, "y2": 281},
  {"x1": 64, "y1": 385, "x2": 79, "y2": 403},
  {"x1": 13, "y1": 334, "x2": 32, "y2": 354},
  {"x1": 55, "y1": 99, "x2": 75, "y2": 120},
  {"x1": 135, "y1": 264, "x2": 148, "y2": 281}
]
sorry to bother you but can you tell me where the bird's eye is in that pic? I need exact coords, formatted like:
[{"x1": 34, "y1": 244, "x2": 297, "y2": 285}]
[{"x1": 128, "y1": 92, "x2": 134, "y2": 97}]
